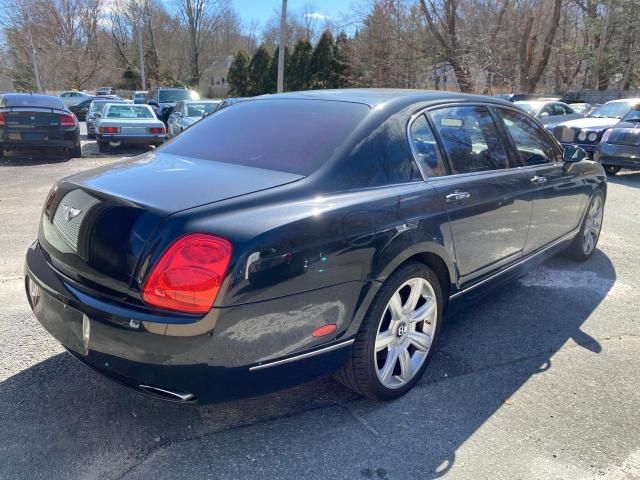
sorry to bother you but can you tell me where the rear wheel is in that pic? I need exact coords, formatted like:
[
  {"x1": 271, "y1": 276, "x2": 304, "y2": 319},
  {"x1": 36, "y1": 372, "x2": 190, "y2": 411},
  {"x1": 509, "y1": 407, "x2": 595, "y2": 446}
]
[
  {"x1": 334, "y1": 262, "x2": 443, "y2": 400},
  {"x1": 98, "y1": 141, "x2": 109, "y2": 153},
  {"x1": 87, "y1": 133, "x2": 95, "y2": 140},
  {"x1": 604, "y1": 165, "x2": 621, "y2": 176},
  {"x1": 69, "y1": 143, "x2": 82, "y2": 158},
  {"x1": 564, "y1": 191, "x2": 604, "y2": 261}
]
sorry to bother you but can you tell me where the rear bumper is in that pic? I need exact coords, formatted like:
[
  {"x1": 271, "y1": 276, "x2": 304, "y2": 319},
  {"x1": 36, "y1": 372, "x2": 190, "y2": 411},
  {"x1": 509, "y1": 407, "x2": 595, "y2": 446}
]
[
  {"x1": 0, "y1": 139, "x2": 77, "y2": 149},
  {"x1": 97, "y1": 134, "x2": 166, "y2": 145},
  {"x1": 594, "y1": 143, "x2": 640, "y2": 169},
  {"x1": 24, "y1": 241, "x2": 355, "y2": 403}
]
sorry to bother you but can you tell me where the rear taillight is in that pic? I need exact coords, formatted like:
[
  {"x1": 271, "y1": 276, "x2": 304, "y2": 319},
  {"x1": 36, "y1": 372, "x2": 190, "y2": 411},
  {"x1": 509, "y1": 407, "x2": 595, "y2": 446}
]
[
  {"x1": 149, "y1": 127, "x2": 165, "y2": 134},
  {"x1": 0, "y1": 112, "x2": 5, "y2": 126},
  {"x1": 601, "y1": 128, "x2": 613, "y2": 143},
  {"x1": 99, "y1": 126, "x2": 120, "y2": 134},
  {"x1": 59, "y1": 113, "x2": 76, "y2": 127},
  {"x1": 142, "y1": 233, "x2": 233, "y2": 314}
]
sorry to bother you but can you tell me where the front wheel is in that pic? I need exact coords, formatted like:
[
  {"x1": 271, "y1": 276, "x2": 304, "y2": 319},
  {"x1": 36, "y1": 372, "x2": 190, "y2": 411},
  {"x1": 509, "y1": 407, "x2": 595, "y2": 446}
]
[
  {"x1": 604, "y1": 165, "x2": 621, "y2": 176},
  {"x1": 334, "y1": 262, "x2": 443, "y2": 400},
  {"x1": 564, "y1": 191, "x2": 605, "y2": 261}
]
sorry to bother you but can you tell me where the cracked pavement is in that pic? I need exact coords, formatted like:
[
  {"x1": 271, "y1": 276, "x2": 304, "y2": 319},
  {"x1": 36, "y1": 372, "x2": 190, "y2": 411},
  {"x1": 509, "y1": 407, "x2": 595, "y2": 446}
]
[{"x1": 1, "y1": 133, "x2": 639, "y2": 479}]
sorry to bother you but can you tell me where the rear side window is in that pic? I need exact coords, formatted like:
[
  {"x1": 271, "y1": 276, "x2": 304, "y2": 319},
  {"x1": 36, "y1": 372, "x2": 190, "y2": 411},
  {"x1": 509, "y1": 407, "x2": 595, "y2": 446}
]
[
  {"x1": 497, "y1": 108, "x2": 558, "y2": 165},
  {"x1": 408, "y1": 114, "x2": 447, "y2": 177},
  {"x1": 429, "y1": 106, "x2": 510, "y2": 174},
  {"x1": 161, "y1": 99, "x2": 370, "y2": 176}
]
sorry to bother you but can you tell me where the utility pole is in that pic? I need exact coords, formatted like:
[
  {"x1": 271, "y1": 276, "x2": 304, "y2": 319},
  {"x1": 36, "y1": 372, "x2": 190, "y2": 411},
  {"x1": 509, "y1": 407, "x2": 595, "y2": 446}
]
[
  {"x1": 26, "y1": 14, "x2": 42, "y2": 92},
  {"x1": 277, "y1": 0, "x2": 287, "y2": 93},
  {"x1": 137, "y1": 25, "x2": 146, "y2": 90}
]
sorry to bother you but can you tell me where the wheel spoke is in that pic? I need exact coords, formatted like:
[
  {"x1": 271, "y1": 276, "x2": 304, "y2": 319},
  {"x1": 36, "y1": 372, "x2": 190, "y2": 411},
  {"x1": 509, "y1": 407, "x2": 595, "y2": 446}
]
[
  {"x1": 380, "y1": 347, "x2": 399, "y2": 384},
  {"x1": 408, "y1": 331, "x2": 432, "y2": 352},
  {"x1": 375, "y1": 331, "x2": 395, "y2": 352},
  {"x1": 398, "y1": 347, "x2": 412, "y2": 382},
  {"x1": 387, "y1": 292, "x2": 403, "y2": 320},
  {"x1": 411, "y1": 298, "x2": 436, "y2": 324},
  {"x1": 404, "y1": 279, "x2": 423, "y2": 313}
]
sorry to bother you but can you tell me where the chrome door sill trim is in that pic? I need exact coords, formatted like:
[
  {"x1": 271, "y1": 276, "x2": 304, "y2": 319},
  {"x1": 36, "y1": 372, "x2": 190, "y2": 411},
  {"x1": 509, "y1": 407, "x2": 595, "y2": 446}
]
[
  {"x1": 249, "y1": 339, "x2": 355, "y2": 371},
  {"x1": 449, "y1": 228, "x2": 579, "y2": 300}
]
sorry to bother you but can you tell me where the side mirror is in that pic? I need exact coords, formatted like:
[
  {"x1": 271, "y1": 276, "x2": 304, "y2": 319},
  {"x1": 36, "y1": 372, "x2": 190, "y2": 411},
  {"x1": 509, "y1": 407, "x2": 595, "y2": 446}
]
[
  {"x1": 563, "y1": 145, "x2": 587, "y2": 163},
  {"x1": 93, "y1": 112, "x2": 101, "y2": 118},
  {"x1": 173, "y1": 111, "x2": 182, "y2": 117},
  {"x1": 540, "y1": 112, "x2": 550, "y2": 118}
]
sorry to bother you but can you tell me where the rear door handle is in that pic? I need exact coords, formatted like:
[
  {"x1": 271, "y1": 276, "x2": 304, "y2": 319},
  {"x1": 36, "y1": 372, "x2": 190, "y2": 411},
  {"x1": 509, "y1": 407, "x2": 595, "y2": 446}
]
[
  {"x1": 445, "y1": 191, "x2": 471, "y2": 203},
  {"x1": 530, "y1": 175, "x2": 548, "y2": 185}
]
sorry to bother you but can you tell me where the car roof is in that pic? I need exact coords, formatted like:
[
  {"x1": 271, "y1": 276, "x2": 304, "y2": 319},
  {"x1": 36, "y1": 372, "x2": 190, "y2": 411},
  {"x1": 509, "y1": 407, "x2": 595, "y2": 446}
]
[{"x1": 260, "y1": 88, "x2": 514, "y2": 110}]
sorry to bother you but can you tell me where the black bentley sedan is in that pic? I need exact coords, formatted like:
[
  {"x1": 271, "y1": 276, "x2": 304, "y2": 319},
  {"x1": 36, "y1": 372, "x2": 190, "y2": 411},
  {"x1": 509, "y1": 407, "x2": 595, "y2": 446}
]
[
  {"x1": 594, "y1": 106, "x2": 640, "y2": 175},
  {"x1": 25, "y1": 90, "x2": 606, "y2": 403},
  {"x1": 0, "y1": 93, "x2": 81, "y2": 158}
]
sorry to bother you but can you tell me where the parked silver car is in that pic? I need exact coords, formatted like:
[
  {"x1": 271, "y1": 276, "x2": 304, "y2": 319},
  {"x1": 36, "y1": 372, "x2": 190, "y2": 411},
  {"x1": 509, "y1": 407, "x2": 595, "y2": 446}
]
[
  {"x1": 59, "y1": 90, "x2": 93, "y2": 107},
  {"x1": 167, "y1": 99, "x2": 221, "y2": 137},
  {"x1": 132, "y1": 91, "x2": 148, "y2": 104},
  {"x1": 95, "y1": 103, "x2": 166, "y2": 153},
  {"x1": 86, "y1": 98, "x2": 128, "y2": 139},
  {"x1": 514, "y1": 100, "x2": 583, "y2": 128}
]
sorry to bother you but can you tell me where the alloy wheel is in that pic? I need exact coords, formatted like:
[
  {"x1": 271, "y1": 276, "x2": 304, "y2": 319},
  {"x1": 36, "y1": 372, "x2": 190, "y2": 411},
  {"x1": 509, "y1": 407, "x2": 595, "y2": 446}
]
[
  {"x1": 583, "y1": 196, "x2": 603, "y2": 255},
  {"x1": 374, "y1": 277, "x2": 438, "y2": 389}
]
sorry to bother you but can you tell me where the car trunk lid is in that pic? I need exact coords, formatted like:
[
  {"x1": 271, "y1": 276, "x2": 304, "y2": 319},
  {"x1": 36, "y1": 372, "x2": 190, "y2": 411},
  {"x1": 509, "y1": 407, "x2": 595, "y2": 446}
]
[
  {"x1": 38, "y1": 151, "x2": 303, "y2": 298},
  {"x1": 1, "y1": 107, "x2": 71, "y2": 141}
]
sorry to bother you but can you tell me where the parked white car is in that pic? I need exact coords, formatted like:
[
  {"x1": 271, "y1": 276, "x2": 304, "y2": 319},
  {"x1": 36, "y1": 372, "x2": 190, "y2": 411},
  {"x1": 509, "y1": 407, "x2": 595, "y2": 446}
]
[{"x1": 59, "y1": 91, "x2": 93, "y2": 107}]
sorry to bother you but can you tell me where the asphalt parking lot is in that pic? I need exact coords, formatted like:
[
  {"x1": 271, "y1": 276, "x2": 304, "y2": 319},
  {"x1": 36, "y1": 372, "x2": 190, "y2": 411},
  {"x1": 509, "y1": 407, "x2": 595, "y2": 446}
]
[{"x1": 1, "y1": 126, "x2": 639, "y2": 479}]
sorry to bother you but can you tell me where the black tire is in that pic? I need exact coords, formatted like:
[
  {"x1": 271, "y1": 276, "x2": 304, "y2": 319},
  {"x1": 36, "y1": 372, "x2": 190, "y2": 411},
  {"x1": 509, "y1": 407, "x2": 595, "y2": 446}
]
[
  {"x1": 87, "y1": 133, "x2": 95, "y2": 140},
  {"x1": 334, "y1": 261, "x2": 444, "y2": 400},
  {"x1": 98, "y1": 141, "x2": 109, "y2": 153},
  {"x1": 563, "y1": 190, "x2": 605, "y2": 261},
  {"x1": 69, "y1": 143, "x2": 82, "y2": 158},
  {"x1": 0, "y1": 148, "x2": 3, "y2": 158},
  {"x1": 604, "y1": 165, "x2": 621, "y2": 176}
]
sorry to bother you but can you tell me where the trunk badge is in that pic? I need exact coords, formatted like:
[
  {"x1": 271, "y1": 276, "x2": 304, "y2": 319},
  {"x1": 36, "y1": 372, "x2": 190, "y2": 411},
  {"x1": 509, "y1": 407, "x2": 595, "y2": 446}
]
[{"x1": 61, "y1": 204, "x2": 82, "y2": 221}]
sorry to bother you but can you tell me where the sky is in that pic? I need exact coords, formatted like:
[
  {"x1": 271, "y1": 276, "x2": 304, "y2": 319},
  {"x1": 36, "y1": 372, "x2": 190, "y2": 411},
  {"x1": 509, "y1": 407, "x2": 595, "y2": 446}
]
[{"x1": 232, "y1": 0, "x2": 352, "y2": 32}]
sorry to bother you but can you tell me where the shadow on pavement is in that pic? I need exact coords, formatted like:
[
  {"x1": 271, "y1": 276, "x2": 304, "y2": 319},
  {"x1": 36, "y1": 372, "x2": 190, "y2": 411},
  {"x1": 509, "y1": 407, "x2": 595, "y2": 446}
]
[{"x1": 0, "y1": 251, "x2": 615, "y2": 479}]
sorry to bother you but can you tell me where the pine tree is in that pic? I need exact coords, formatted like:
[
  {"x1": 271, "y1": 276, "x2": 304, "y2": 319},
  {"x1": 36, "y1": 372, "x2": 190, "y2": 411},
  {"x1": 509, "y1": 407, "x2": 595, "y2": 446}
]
[
  {"x1": 309, "y1": 30, "x2": 335, "y2": 89},
  {"x1": 288, "y1": 39, "x2": 313, "y2": 91},
  {"x1": 266, "y1": 46, "x2": 290, "y2": 93},
  {"x1": 330, "y1": 32, "x2": 351, "y2": 88},
  {"x1": 227, "y1": 51, "x2": 250, "y2": 96},
  {"x1": 247, "y1": 45, "x2": 272, "y2": 96}
]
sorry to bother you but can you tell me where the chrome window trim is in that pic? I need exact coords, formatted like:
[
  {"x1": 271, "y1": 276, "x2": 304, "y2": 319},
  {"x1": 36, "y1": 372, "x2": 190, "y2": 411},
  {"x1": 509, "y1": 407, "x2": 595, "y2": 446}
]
[
  {"x1": 249, "y1": 339, "x2": 355, "y2": 371},
  {"x1": 406, "y1": 101, "x2": 543, "y2": 182}
]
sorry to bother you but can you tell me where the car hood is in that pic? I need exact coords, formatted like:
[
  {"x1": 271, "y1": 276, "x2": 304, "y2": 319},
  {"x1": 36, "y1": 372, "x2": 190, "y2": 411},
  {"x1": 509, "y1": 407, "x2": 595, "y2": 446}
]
[{"x1": 557, "y1": 117, "x2": 620, "y2": 131}]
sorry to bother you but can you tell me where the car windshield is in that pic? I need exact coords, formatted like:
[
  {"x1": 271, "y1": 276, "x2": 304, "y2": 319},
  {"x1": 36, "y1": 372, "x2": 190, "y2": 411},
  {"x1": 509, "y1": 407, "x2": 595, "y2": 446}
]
[
  {"x1": 588, "y1": 101, "x2": 635, "y2": 119},
  {"x1": 105, "y1": 105, "x2": 154, "y2": 119},
  {"x1": 186, "y1": 102, "x2": 219, "y2": 117},
  {"x1": 161, "y1": 99, "x2": 370, "y2": 176},
  {"x1": 158, "y1": 90, "x2": 195, "y2": 103},
  {"x1": 514, "y1": 102, "x2": 540, "y2": 115}
]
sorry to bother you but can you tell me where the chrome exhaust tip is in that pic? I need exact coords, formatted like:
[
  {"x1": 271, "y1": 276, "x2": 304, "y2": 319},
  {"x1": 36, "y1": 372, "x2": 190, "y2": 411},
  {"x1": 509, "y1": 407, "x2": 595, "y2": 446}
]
[{"x1": 138, "y1": 384, "x2": 196, "y2": 402}]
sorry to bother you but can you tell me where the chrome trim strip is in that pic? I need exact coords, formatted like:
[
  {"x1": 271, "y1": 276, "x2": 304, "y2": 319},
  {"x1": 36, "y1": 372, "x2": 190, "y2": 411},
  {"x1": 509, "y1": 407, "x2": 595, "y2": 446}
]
[
  {"x1": 249, "y1": 339, "x2": 355, "y2": 371},
  {"x1": 138, "y1": 385, "x2": 195, "y2": 402},
  {"x1": 449, "y1": 228, "x2": 579, "y2": 300}
]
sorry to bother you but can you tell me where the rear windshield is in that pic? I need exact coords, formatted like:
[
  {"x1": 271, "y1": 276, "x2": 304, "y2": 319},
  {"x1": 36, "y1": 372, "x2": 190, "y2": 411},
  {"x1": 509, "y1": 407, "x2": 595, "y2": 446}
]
[
  {"x1": 106, "y1": 105, "x2": 155, "y2": 119},
  {"x1": 158, "y1": 90, "x2": 196, "y2": 103},
  {"x1": 1, "y1": 95, "x2": 65, "y2": 110},
  {"x1": 160, "y1": 99, "x2": 369, "y2": 176}
]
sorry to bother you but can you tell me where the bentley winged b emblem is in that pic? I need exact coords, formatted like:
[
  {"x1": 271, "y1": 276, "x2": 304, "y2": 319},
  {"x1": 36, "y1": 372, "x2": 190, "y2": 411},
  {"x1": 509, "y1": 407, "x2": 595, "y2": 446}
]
[{"x1": 61, "y1": 204, "x2": 82, "y2": 221}]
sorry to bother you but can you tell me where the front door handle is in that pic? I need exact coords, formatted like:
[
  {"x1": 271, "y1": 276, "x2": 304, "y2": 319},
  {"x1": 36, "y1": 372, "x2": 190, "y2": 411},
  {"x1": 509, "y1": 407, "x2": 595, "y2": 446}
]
[
  {"x1": 445, "y1": 191, "x2": 471, "y2": 203},
  {"x1": 530, "y1": 175, "x2": 548, "y2": 185}
]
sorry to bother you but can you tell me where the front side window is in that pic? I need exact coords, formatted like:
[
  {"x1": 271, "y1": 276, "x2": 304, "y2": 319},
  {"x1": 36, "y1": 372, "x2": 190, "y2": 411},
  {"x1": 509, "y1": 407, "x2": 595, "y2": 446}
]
[
  {"x1": 408, "y1": 114, "x2": 446, "y2": 177},
  {"x1": 498, "y1": 108, "x2": 557, "y2": 165},
  {"x1": 429, "y1": 106, "x2": 510, "y2": 174}
]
